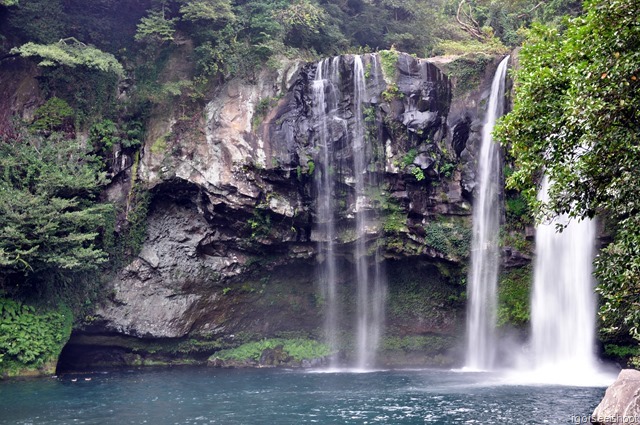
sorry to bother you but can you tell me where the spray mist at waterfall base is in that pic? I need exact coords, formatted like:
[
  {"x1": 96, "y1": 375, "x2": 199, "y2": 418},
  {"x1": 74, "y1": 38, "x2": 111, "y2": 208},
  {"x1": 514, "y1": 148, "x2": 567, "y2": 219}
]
[
  {"x1": 455, "y1": 346, "x2": 617, "y2": 387},
  {"x1": 503, "y1": 362, "x2": 617, "y2": 388}
]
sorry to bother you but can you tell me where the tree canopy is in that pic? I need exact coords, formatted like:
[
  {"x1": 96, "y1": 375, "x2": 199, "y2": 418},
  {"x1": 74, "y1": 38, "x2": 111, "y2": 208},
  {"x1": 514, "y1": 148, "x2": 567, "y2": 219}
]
[
  {"x1": 10, "y1": 38, "x2": 125, "y2": 77},
  {"x1": 0, "y1": 127, "x2": 113, "y2": 287},
  {"x1": 497, "y1": 0, "x2": 640, "y2": 341}
]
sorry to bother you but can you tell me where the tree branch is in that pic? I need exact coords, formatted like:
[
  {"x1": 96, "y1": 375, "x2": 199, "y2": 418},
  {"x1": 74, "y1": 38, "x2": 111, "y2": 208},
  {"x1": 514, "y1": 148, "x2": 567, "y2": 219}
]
[
  {"x1": 456, "y1": 0, "x2": 485, "y2": 41},
  {"x1": 518, "y1": 1, "x2": 545, "y2": 18}
]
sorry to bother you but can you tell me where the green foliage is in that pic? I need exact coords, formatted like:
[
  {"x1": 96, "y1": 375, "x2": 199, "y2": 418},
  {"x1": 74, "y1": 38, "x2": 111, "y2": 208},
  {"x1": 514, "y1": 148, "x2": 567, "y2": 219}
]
[
  {"x1": 307, "y1": 160, "x2": 315, "y2": 175},
  {"x1": 89, "y1": 119, "x2": 119, "y2": 151},
  {"x1": 500, "y1": 229, "x2": 532, "y2": 253},
  {"x1": 0, "y1": 128, "x2": 112, "y2": 283},
  {"x1": 436, "y1": 39, "x2": 507, "y2": 56},
  {"x1": 364, "y1": 187, "x2": 406, "y2": 234},
  {"x1": 30, "y1": 97, "x2": 74, "y2": 133},
  {"x1": 116, "y1": 185, "x2": 151, "y2": 261},
  {"x1": 604, "y1": 345, "x2": 640, "y2": 369},
  {"x1": 11, "y1": 38, "x2": 124, "y2": 77},
  {"x1": 400, "y1": 149, "x2": 418, "y2": 168},
  {"x1": 0, "y1": 298, "x2": 72, "y2": 372},
  {"x1": 436, "y1": 0, "x2": 581, "y2": 50},
  {"x1": 179, "y1": 0, "x2": 234, "y2": 23},
  {"x1": 604, "y1": 344, "x2": 640, "y2": 359},
  {"x1": 212, "y1": 338, "x2": 331, "y2": 362},
  {"x1": 37, "y1": 65, "x2": 120, "y2": 129},
  {"x1": 505, "y1": 193, "x2": 531, "y2": 230},
  {"x1": 382, "y1": 204, "x2": 407, "y2": 234},
  {"x1": 160, "y1": 80, "x2": 194, "y2": 98},
  {"x1": 248, "y1": 210, "x2": 272, "y2": 239},
  {"x1": 381, "y1": 83, "x2": 403, "y2": 103},
  {"x1": 440, "y1": 161, "x2": 456, "y2": 179},
  {"x1": 596, "y1": 218, "x2": 640, "y2": 340},
  {"x1": 150, "y1": 134, "x2": 169, "y2": 155},
  {"x1": 251, "y1": 96, "x2": 280, "y2": 130},
  {"x1": 4, "y1": 0, "x2": 581, "y2": 91},
  {"x1": 363, "y1": 105, "x2": 376, "y2": 125},
  {"x1": 326, "y1": 1, "x2": 441, "y2": 56},
  {"x1": 0, "y1": 0, "x2": 18, "y2": 6},
  {"x1": 5, "y1": 0, "x2": 65, "y2": 44},
  {"x1": 135, "y1": 9, "x2": 177, "y2": 43},
  {"x1": 411, "y1": 166, "x2": 425, "y2": 181},
  {"x1": 496, "y1": 0, "x2": 640, "y2": 341},
  {"x1": 496, "y1": 267, "x2": 531, "y2": 327},
  {"x1": 381, "y1": 335, "x2": 453, "y2": 354},
  {"x1": 278, "y1": 0, "x2": 327, "y2": 39},
  {"x1": 445, "y1": 54, "x2": 493, "y2": 96},
  {"x1": 89, "y1": 119, "x2": 142, "y2": 152},
  {"x1": 424, "y1": 218, "x2": 472, "y2": 260},
  {"x1": 386, "y1": 260, "x2": 464, "y2": 324},
  {"x1": 378, "y1": 48, "x2": 399, "y2": 83}
]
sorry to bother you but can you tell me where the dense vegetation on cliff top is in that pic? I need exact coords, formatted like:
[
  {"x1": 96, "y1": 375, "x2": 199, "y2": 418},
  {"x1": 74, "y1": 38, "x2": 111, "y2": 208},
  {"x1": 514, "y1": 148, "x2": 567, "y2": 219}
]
[{"x1": 3, "y1": 0, "x2": 638, "y2": 372}]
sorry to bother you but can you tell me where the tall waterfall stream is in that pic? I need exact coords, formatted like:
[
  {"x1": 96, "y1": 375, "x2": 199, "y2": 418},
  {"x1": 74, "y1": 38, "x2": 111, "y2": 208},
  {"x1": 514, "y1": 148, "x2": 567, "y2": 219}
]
[
  {"x1": 465, "y1": 56, "x2": 509, "y2": 370},
  {"x1": 313, "y1": 55, "x2": 386, "y2": 369}
]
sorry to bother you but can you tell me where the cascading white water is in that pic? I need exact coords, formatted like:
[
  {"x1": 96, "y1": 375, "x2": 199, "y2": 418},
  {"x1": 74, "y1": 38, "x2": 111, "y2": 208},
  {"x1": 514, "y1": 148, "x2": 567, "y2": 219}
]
[
  {"x1": 313, "y1": 57, "x2": 342, "y2": 364},
  {"x1": 529, "y1": 176, "x2": 599, "y2": 380},
  {"x1": 312, "y1": 55, "x2": 385, "y2": 369},
  {"x1": 465, "y1": 56, "x2": 509, "y2": 370},
  {"x1": 352, "y1": 55, "x2": 386, "y2": 370}
]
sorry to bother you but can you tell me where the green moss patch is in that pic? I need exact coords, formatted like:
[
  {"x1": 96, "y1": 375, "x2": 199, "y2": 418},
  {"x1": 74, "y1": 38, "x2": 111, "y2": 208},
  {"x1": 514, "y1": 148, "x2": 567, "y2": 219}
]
[
  {"x1": 211, "y1": 338, "x2": 331, "y2": 362},
  {"x1": 497, "y1": 266, "x2": 531, "y2": 328},
  {"x1": 443, "y1": 53, "x2": 494, "y2": 97},
  {"x1": 424, "y1": 217, "x2": 472, "y2": 261}
]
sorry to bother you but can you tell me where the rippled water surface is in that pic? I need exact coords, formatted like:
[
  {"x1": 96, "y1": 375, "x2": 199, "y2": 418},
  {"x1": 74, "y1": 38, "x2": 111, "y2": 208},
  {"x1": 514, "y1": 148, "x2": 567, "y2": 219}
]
[{"x1": 0, "y1": 367, "x2": 606, "y2": 424}]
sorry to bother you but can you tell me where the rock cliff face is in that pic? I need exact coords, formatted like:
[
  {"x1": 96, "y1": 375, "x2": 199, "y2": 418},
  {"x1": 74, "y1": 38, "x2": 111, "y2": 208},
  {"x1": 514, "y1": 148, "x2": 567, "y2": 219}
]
[{"x1": 65, "y1": 52, "x2": 510, "y2": 368}]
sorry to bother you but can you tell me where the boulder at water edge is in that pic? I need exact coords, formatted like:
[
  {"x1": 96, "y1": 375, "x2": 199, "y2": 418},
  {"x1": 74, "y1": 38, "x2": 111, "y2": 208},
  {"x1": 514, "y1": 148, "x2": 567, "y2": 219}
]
[{"x1": 592, "y1": 369, "x2": 640, "y2": 424}]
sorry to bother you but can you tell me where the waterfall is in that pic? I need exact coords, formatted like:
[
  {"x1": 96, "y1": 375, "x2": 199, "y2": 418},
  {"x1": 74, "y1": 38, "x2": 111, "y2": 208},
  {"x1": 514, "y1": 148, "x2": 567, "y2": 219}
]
[
  {"x1": 465, "y1": 56, "x2": 509, "y2": 370},
  {"x1": 313, "y1": 57, "x2": 342, "y2": 365},
  {"x1": 313, "y1": 55, "x2": 386, "y2": 369},
  {"x1": 529, "y1": 176, "x2": 599, "y2": 379},
  {"x1": 353, "y1": 55, "x2": 386, "y2": 369}
]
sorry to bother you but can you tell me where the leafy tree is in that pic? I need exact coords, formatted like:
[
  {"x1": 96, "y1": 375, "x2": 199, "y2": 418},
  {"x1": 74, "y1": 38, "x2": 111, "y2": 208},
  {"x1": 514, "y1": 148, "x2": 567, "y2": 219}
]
[
  {"x1": 11, "y1": 38, "x2": 125, "y2": 77},
  {"x1": 496, "y1": 0, "x2": 640, "y2": 341},
  {"x1": 178, "y1": 0, "x2": 234, "y2": 23},
  {"x1": 442, "y1": 0, "x2": 582, "y2": 49},
  {"x1": 135, "y1": 9, "x2": 177, "y2": 43},
  {"x1": 0, "y1": 127, "x2": 113, "y2": 286},
  {"x1": 379, "y1": 0, "x2": 440, "y2": 55},
  {"x1": 278, "y1": 0, "x2": 341, "y2": 52},
  {"x1": 30, "y1": 97, "x2": 74, "y2": 134},
  {"x1": 5, "y1": 0, "x2": 66, "y2": 44}
]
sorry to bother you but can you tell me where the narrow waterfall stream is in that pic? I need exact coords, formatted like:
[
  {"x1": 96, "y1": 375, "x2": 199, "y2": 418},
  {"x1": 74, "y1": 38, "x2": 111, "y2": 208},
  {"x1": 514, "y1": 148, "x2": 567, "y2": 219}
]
[
  {"x1": 353, "y1": 55, "x2": 385, "y2": 369},
  {"x1": 313, "y1": 57, "x2": 342, "y2": 365},
  {"x1": 313, "y1": 55, "x2": 386, "y2": 369},
  {"x1": 529, "y1": 176, "x2": 600, "y2": 382},
  {"x1": 465, "y1": 56, "x2": 509, "y2": 370}
]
